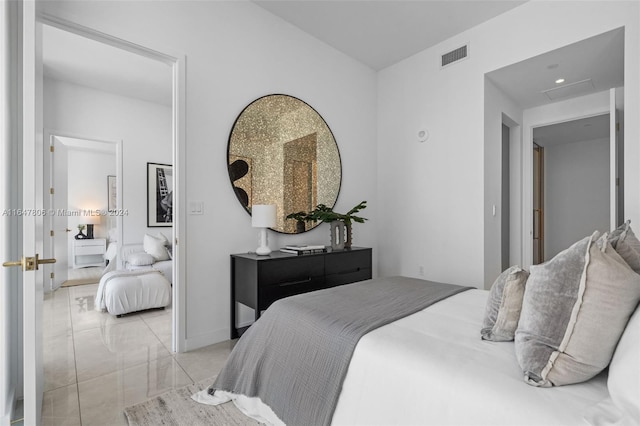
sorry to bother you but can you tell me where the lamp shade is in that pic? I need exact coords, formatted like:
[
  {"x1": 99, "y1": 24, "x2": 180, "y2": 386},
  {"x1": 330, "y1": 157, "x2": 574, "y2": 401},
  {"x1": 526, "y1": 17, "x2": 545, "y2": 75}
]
[{"x1": 252, "y1": 204, "x2": 276, "y2": 228}]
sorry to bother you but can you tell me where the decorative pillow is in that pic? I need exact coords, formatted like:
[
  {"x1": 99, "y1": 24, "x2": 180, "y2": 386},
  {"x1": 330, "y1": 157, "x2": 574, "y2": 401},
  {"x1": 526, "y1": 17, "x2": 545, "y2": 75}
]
[
  {"x1": 611, "y1": 223, "x2": 640, "y2": 274},
  {"x1": 156, "y1": 232, "x2": 170, "y2": 246},
  {"x1": 143, "y1": 233, "x2": 170, "y2": 261},
  {"x1": 607, "y1": 305, "x2": 640, "y2": 422},
  {"x1": 481, "y1": 266, "x2": 529, "y2": 342},
  {"x1": 515, "y1": 232, "x2": 640, "y2": 387},
  {"x1": 127, "y1": 252, "x2": 155, "y2": 266}
]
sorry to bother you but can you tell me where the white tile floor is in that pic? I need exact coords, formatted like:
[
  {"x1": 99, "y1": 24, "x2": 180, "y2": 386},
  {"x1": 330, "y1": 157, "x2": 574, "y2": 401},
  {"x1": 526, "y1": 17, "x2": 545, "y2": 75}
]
[{"x1": 42, "y1": 284, "x2": 235, "y2": 426}]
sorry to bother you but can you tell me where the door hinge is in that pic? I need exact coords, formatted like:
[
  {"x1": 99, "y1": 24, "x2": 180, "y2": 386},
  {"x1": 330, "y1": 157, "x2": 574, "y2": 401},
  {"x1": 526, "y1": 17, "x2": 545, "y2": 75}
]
[
  {"x1": 616, "y1": 122, "x2": 620, "y2": 131},
  {"x1": 50, "y1": 272, "x2": 55, "y2": 279},
  {"x1": 50, "y1": 187, "x2": 54, "y2": 195},
  {"x1": 50, "y1": 145, "x2": 54, "y2": 152},
  {"x1": 50, "y1": 230, "x2": 54, "y2": 237}
]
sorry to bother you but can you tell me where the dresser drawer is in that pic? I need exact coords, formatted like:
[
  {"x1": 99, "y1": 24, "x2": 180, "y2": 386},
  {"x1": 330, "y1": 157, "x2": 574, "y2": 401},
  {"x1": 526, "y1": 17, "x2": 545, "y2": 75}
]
[
  {"x1": 261, "y1": 276, "x2": 326, "y2": 307},
  {"x1": 75, "y1": 245, "x2": 105, "y2": 256},
  {"x1": 259, "y1": 256, "x2": 324, "y2": 287},
  {"x1": 324, "y1": 249, "x2": 372, "y2": 275}
]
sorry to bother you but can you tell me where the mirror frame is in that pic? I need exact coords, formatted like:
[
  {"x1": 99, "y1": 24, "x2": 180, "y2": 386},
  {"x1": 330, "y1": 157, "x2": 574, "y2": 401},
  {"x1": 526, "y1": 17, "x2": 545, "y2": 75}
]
[{"x1": 227, "y1": 94, "x2": 342, "y2": 234}]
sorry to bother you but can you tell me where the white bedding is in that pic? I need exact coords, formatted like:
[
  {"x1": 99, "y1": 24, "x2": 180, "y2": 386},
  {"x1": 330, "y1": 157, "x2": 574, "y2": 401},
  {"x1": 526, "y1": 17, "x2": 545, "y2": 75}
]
[
  {"x1": 332, "y1": 289, "x2": 609, "y2": 425},
  {"x1": 219, "y1": 289, "x2": 609, "y2": 425}
]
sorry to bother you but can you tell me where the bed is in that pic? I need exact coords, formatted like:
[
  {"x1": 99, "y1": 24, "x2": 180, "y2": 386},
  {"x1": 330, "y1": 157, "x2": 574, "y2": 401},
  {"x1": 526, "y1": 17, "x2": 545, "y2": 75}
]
[{"x1": 194, "y1": 224, "x2": 640, "y2": 426}]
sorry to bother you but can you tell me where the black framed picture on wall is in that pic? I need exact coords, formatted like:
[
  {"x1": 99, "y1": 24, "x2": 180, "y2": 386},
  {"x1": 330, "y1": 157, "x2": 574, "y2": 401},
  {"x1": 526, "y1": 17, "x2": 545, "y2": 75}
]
[{"x1": 147, "y1": 162, "x2": 173, "y2": 227}]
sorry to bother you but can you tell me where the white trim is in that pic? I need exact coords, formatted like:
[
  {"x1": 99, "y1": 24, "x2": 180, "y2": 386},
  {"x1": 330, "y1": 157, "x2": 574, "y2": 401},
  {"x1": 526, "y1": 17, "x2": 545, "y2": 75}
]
[{"x1": 37, "y1": 14, "x2": 188, "y2": 353}]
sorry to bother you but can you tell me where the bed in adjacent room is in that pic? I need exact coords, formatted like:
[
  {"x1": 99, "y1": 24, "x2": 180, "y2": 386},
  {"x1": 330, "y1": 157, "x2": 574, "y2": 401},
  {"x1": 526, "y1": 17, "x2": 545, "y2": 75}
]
[{"x1": 194, "y1": 225, "x2": 640, "y2": 426}]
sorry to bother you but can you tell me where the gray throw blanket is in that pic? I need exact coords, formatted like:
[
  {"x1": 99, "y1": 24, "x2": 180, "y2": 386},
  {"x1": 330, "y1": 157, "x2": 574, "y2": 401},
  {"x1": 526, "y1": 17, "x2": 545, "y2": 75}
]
[{"x1": 210, "y1": 276, "x2": 470, "y2": 426}]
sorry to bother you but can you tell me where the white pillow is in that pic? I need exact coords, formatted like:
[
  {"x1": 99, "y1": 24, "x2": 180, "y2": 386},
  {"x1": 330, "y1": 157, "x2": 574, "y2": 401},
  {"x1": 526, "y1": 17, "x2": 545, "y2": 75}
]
[
  {"x1": 127, "y1": 252, "x2": 155, "y2": 266},
  {"x1": 156, "y1": 232, "x2": 170, "y2": 246},
  {"x1": 143, "y1": 233, "x2": 170, "y2": 261},
  {"x1": 608, "y1": 305, "x2": 640, "y2": 423}
]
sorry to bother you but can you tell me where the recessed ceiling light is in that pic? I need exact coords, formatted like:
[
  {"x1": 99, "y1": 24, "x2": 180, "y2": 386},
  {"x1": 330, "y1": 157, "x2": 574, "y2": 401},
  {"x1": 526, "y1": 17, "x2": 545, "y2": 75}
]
[{"x1": 555, "y1": 78, "x2": 565, "y2": 84}]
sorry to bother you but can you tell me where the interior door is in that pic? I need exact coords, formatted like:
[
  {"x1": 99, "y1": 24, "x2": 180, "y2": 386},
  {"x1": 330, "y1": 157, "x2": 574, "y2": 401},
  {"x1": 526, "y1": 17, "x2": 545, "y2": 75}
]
[{"x1": 15, "y1": 2, "x2": 45, "y2": 424}]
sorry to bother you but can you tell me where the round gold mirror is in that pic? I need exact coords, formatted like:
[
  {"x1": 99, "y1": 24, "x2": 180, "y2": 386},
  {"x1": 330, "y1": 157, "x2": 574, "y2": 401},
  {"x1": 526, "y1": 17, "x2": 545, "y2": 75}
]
[{"x1": 228, "y1": 94, "x2": 342, "y2": 233}]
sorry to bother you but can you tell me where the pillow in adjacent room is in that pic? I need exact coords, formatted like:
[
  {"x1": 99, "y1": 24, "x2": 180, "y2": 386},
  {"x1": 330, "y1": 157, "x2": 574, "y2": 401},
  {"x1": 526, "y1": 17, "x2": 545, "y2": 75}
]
[
  {"x1": 127, "y1": 251, "x2": 156, "y2": 266},
  {"x1": 515, "y1": 231, "x2": 640, "y2": 387},
  {"x1": 143, "y1": 233, "x2": 170, "y2": 261},
  {"x1": 481, "y1": 266, "x2": 529, "y2": 342}
]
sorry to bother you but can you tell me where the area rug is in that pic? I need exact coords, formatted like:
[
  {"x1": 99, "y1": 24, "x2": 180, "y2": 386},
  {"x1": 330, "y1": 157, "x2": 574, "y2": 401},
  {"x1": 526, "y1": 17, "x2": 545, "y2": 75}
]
[{"x1": 124, "y1": 379, "x2": 260, "y2": 426}]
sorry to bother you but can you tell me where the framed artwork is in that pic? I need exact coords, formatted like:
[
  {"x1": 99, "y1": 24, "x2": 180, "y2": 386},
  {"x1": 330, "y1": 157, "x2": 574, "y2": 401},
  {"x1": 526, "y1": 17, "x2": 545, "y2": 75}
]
[
  {"x1": 147, "y1": 162, "x2": 173, "y2": 227},
  {"x1": 107, "y1": 175, "x2": 117, "y2": 211}
]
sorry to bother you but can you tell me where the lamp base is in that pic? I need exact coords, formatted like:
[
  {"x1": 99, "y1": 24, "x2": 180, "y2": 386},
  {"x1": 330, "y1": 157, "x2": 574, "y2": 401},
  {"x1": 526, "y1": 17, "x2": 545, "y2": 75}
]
[
  {"x1": 255, "y1": 246, "x2": 272, "y2": 256},
  {"x1": 255, "y1": 227, "x2": 271, "y2": 256},
  {"x1": 86, "y1": 224, "x2": 94, "y2": 239}
]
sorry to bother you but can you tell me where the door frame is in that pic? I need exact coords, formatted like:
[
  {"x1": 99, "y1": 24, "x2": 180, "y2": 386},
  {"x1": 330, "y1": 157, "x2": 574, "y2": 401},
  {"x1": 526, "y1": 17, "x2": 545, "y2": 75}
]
[
  {"x1": 38, "y1": 12, "x2": 187, "y2": 353},
  {"x1": 44, "y1": 131, "x2": 123, "y2": 291},
  {"x1": 522, "y1": 105, "x2": 615, "y2": 267}
]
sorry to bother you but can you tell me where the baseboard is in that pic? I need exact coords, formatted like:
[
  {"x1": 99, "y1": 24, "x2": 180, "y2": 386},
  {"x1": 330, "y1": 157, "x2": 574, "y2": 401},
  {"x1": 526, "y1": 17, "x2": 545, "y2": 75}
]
[{"x1": 184, "y1": 327, "x2": 229, "y2": 352}]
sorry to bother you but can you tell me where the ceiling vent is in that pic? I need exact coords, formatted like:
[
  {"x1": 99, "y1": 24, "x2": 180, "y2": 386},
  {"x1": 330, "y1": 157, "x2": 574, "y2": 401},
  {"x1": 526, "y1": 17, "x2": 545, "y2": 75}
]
[
  {"x1": 541, "y1": 78, "x2": 595, "y2": 101},
  {"x1": 441, "y1": 44, "x2": 469, "y2": 68}
]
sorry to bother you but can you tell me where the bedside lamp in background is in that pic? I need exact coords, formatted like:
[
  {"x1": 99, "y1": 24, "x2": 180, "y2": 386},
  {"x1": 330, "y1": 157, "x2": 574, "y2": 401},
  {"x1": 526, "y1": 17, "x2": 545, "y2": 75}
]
[
  {"x1": 252, "y1": 204, "x2": 276, "y2": 255},
  {"x1": 85, "y1": 214, "x2": 101, "y2": 239}
]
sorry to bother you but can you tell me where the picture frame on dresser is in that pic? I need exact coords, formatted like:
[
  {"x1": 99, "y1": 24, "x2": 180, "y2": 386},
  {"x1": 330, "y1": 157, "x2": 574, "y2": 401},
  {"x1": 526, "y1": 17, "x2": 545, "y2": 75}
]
[{"x1": 147, "y1": 162, "x2": 173, "y2": 227}]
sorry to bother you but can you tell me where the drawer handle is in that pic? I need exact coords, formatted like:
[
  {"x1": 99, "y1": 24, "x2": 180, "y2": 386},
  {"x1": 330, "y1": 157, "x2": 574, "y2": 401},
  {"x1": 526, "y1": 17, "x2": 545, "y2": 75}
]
[{"x1": 278, "y1": 277, "x2": 312, "y2": 287}]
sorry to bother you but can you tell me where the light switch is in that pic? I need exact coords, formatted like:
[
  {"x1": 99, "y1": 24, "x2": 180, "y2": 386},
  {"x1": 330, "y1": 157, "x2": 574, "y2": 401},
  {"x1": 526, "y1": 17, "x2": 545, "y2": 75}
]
[{"x1": 189, "y1": 201, "x2": 204, "y2": 215}]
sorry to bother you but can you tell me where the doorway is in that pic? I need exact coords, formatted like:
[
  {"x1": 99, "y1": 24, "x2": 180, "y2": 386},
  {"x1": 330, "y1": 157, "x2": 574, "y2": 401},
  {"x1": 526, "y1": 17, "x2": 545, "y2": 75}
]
[
  {"x1": 45, "y1": 133, "x2": 122, "y2": 290},
  {"x1": 532, "y1": 113, "x2": 613, "y2": 262}
]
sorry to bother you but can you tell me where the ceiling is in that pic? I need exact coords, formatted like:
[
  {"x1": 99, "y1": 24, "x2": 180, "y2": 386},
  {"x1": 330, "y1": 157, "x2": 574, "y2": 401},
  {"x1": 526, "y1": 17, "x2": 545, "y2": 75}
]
[
  {"x1": 533, "y1": 113, "x2": 610, "y2": 148},
  {"x1": 252, "y1": 0, "x2": 526, "y2": 70},
  {"x1": 487, "y1": 27, "x2": 624, "y2": 110},
  {"x1": 41, "y1": 1, "x2": 623, "y2": 113},
  {"x1": 42, "y1": 24, "x2": 173, "y2": 106}
]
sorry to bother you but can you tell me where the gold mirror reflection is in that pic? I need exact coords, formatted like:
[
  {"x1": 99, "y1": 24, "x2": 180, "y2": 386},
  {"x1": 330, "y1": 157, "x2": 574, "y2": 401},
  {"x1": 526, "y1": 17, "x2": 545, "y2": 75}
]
[{"x1": 228, "y1": 94, "x2": 341, "y2": 233}]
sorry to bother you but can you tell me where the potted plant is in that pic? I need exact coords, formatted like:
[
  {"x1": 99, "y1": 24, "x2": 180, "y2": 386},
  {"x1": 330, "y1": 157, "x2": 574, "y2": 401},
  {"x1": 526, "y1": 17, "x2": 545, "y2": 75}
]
[{"x1": 308, "y1": 201, "x2": 367, "y2": 249}]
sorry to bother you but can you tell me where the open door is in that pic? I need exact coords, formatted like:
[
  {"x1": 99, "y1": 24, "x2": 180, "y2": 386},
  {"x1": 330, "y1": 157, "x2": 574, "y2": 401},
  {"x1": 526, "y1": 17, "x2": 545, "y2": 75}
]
[{"x1": 1, "y1": 2, "x2": 47, "y2": 424}]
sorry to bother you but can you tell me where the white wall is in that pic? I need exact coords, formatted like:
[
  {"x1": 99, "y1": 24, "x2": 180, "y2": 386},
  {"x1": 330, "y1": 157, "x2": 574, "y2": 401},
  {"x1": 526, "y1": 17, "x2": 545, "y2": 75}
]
[
  {"x1": 66, "y1": 149, "x2": 116, "y2": 238},
  {"x1": 41, "y1": 1, "x2": 378, "y2": 349},
  {"x1": 44, "y1": 78, "x2": 172, "y2": 245},
  {"x1": 378, "y1": 1, "x2": 639, "y2": 288},
  {"x1": 544, "y1": 138, "x2": 610, "y2": 259},
  {"x1": 484, "y1": 79, "x2": 523, "y2": 286}
]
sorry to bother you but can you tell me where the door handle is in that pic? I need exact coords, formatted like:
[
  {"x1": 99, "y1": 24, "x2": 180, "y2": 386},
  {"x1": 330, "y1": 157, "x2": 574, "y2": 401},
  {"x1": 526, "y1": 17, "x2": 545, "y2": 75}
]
[{"x1": 3, "y1": 254, "x2": 56, "y2": 271}]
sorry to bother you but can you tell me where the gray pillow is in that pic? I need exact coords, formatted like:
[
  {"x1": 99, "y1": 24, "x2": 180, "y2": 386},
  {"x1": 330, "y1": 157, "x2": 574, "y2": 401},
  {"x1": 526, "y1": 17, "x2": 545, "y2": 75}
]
[
  {"x1": 515, "y1": 231, "x2": 640, "y2": 387},
  {"x1": 612, "y1": 223, "x2": 640, "y2": 274},
  {"x1": 481, "y1": 266, "x2": 529, "y2": 342}
]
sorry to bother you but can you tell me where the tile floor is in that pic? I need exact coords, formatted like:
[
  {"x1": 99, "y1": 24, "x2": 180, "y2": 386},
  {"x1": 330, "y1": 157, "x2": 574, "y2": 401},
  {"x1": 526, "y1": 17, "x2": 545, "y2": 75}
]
[{"x1": 42, "y1": 283, "x2": 235, "y2": 426}]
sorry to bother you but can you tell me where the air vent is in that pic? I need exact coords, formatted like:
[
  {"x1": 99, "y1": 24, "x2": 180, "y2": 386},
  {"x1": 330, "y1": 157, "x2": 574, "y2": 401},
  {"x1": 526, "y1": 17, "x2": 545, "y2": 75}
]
[{"x1": 441, "y1": 44, "x2": 469, "y2": 68}]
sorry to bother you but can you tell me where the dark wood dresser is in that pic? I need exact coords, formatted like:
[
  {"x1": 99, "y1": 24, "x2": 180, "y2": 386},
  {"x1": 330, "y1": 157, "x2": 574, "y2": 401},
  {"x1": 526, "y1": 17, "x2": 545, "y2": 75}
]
[{"x1": 230, "y1": 247, "x2": 372, "y2": 338}]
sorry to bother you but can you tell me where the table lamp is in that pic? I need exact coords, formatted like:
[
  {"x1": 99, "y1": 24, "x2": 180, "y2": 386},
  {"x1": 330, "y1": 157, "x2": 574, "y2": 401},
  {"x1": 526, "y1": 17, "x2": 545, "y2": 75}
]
[
  {"x1": 85, "y1": 215, "x2": 100, "y2": 239},
  {"x1": 252, "y1": 204, "x2": 276, "y2": 255}
]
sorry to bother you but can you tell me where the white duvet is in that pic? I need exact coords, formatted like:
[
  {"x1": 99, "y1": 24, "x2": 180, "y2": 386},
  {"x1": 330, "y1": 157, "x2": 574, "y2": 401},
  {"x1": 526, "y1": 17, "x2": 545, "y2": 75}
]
[{"x1": 198, "y1": 289, "x2": 610, "y2": 425}]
